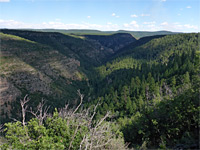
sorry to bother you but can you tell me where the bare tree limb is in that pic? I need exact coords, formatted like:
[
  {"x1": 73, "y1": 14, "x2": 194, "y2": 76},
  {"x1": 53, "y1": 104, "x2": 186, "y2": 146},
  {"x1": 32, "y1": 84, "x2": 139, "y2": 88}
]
[
  {"x1": 89, "y1": 101, "x2": 100, "y2": 124},
  {"x1": 68, "y1": 124, "x2": 80, "y2": 150},
  {"x1": 93, "y1": 138, "x2": 112, "y2": 149},
  {"x1": 72, "y1": 90, "x2": 84, "y2": 115},
  {"x1": 94, "y1": 112, "x2": 110, "y2": 129},
  {"x1": 28, "y1": 99, "x2": 50, "y2": 125},
  {"x1": 10, "y1": 117, "x2": 21, "y2": 123},
  {"x1": 20, "y1": 94, "x2": 30, "y2": 126}
]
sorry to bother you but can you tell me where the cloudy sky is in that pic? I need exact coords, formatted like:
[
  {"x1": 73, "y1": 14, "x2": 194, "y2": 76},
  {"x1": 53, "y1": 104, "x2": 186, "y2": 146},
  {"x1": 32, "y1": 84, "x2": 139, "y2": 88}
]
[{"x1": 0, "y1": 0, "x2": 199, "y2": 32}]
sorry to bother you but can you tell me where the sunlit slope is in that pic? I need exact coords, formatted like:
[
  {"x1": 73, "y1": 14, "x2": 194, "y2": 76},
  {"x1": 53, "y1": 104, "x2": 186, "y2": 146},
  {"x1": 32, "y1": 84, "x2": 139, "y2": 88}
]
[
  {"x1": 1, "y1": 29, "x2": 136, "y2": 65},
  {"x1": 0, "y1": 32, "x2": 87, "y2": 117},
  {"x1": 97, "y1": 33, "x2": 199, "y2": 78},
  {"x1": 23, "y1": 29, "x2": 178, "y2": 39},
  {"x1": 0, "y1": 30, "x2": 136, "y2": 118}
]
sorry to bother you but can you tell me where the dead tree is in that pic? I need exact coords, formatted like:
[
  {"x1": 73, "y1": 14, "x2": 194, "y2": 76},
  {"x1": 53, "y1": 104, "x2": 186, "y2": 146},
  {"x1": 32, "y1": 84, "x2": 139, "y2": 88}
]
[
  {"x1": 72, "y1": 90, "x2": 84, "y2": 115},
  {"x1": 57, "y1": 92, "x2": 119, "y2": 150},
  {"x1": 20, "y1": 95, "x2": 30, "y2": 126},
  {"x1": 28, "y1": 99, "x2": 50, "y2": 125},
  {"x1": 9, "y1": 91, "x2": 126, "y2": 150}
]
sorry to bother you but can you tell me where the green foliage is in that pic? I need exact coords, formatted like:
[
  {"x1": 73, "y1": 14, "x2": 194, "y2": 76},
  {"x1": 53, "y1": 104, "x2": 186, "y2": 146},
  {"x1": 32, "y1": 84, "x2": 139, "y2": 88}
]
[
  {"x1": 88, "y1": 33, "x2": 199, "y2": 149},
  {"x1": 122, "y1": 82, "x2": 199, "y2": 148},
  {"x1": 1, "y1": 107, "x2": 126, "y2": 150},
  {"x1": 0, "y1": 30, "x2": 199, "y2": 149},
  {"x1": 19, "y1": 29, "x2": 177, "y2": 39}
]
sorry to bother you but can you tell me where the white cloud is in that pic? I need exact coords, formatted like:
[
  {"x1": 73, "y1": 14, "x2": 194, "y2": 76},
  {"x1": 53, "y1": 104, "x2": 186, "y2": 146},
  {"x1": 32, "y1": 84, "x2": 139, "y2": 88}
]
[
  {"x1": 123, "y1": 24, "x2": 129, "y2": 28},
  {"x1": 174, "y1": 22, "x2": 180, "y2": 25},
  {"x1": 159, "y1": 22, "x2": 198, "y2": 32},
  {"x1": 0, "y1": 19, "x2": 120, "y2": 31},
  {"x1": 142, "y1": 22, "x2": 158, "y2": 31},
  {"x1": 0, "y1": 0, "x2": 10, "y2": 2},
  {"x1": 105, "y1": 23, "x2": 119, "y2": 30},
  {"x1": 0, "y1": 19, "x2": 31, "y2": 28},
  {"x1": 130, "y1": 21, "x2": 139, "y2": 28},
  {"x1": 87, "y1": 16, "x2": 91, "y2": 19},
  {"x1": 161, "y1": 22, "x2": 168, "y2": 26},
  {"x1": 0, "y1": 19, "x2": 198, "y2": 32},
  {"x1": 111, "y1": 13, "x2": 119, "y2": 18},
  {"x1": 140, "y1": 14, "x2": 150, "y2": 17},
  {"x1": 184, "y1": 24, "x2": 198, "y2": 29},
  {"x1": 111, "y1": 13, "x2": 116, "y2": 16},
  {"x1": 147, "y1": 24, "x2": 156, "y2": 28},
  {"x1": 123, "y1": 21, "x2": 139, "y2": 30},
  {"x1": 130, "y1": 14, "x2": 138, "y2": 18},
  {"x1": 161, "y1": 0, "x2": 166, "y2": 2},
  {"x1": 186, "y1": 6, "x2": 191, "y2": 9},
  {"x1": 143, "y1": 21, "x2": 156, "y2": 25}
]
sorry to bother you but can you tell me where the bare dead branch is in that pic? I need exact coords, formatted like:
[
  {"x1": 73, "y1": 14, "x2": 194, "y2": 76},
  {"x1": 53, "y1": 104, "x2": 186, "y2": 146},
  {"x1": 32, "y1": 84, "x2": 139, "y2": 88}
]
[
  {"x1": 10, "y1": 117, "x2": 21, "y2": 123},
  {"x1": 95, "y1": 112, "x2": 110, "y2": 129},
  {"x1": 68, "y1": 124, "x2": 80, "y2": 150},
  {"x1": 93, "y1": 138, "x2": 112, "y2": 149},
  {"x1": 72, "y1": 90, "x2": 84, "y2": 115},
  {"x1": 89, "y1": 101, "x2": 100, "y2": 123},
  {"x1": 79, "y1": 135, "x2": 86, "y2": 150},
  {"x1": 28, "y1": 99, "x2": 50, "y2": 125},
  {"x1": 20, "y1": 94, "x2": 30, "y2": 126},
  {"x1": 59, "y1": 104, "x2": 69, "y2": 118}
]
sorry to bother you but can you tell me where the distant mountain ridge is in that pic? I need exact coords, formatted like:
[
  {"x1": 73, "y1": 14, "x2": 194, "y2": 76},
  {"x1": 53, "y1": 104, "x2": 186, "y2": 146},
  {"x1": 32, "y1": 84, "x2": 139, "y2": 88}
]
[{"x1": 1, "y1": 28, "x2": 180, "y2": 39}]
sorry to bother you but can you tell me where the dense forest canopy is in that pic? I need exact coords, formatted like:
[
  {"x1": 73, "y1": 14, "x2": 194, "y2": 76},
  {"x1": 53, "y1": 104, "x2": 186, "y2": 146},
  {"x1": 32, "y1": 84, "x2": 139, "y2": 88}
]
[{"x1": 0, "y1": 29, "x2": 199, "y2": 149}]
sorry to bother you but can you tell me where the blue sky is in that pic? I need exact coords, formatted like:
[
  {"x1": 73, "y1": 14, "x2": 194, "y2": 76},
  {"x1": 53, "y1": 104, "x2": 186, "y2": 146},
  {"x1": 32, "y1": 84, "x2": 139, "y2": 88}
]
[{"x1": 0, "y1": 0, "x2": 199, "y2": 32}]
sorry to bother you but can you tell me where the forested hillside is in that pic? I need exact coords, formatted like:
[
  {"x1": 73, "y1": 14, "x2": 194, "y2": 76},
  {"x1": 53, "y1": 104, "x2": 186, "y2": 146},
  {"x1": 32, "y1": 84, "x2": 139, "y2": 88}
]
[
  {"x1": 0, "y1": 30, "x2": 199, "y2": 149},
  {"x1": 7, "y1": 29, "x2": 178, "y2": 39},
  {"x1": 88, "y1": 33, "x2": 200, "y2": 149},
  {"x1": 0, "y1": 29, "x2": 135, "y2": 122}
]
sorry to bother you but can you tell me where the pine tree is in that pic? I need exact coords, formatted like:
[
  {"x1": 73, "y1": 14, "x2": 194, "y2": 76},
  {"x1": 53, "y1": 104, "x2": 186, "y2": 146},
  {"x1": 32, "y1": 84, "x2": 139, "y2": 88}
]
[
  {"x1": 126, "y1": 96, "x2": 132, "y2": 114},
  {"x1": 184, "y1": 72, "x2": 190, "y2": 84},
  {"x1": 138, "y1": 95, "x2": 144, "y2": 112},
  {"x1": 171, "y1": 76, "x2": 177, "y2": 93}
]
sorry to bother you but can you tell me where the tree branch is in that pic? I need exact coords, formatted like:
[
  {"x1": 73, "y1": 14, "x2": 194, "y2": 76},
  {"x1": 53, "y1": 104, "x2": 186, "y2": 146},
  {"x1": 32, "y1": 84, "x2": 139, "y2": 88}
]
[
  {"x1": 72, "y1": 90, "x2": 84, "y2": 115},
  {"x1": 20, "y1": 94, "x2": 30, "y2": 126}
]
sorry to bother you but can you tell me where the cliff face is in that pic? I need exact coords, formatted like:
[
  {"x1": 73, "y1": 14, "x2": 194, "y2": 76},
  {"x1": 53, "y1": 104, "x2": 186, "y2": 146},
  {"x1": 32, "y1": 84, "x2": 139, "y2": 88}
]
[{"x1": 0, "y1": 30, "x2": 135, "y2": 118}]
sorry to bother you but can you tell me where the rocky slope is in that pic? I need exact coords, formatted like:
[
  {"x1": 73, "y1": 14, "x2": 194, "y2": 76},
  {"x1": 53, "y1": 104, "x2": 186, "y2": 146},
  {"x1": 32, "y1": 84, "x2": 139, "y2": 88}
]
[
  {"x1": 0, "y1": 32, "x2": 82, "y2": 117},
  {"x1": 0, "y1": 30, "x2": 136, "y2": 119}
]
